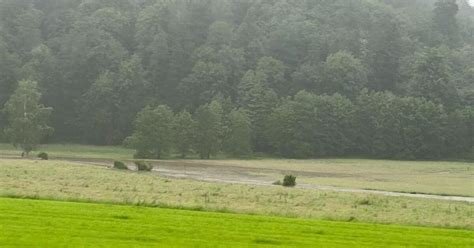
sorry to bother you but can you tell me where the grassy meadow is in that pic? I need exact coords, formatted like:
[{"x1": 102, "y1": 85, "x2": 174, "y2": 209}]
[
  {"x1": 1, "y1": 159, "x2": 473, "y2": 229},
  {"x1": 195, "y1": 159, "x2": 474, "y2": 197},
  {"x1": 0, "y1": 143, "x2": 134, "y2": 160},
  {"x1": 0, "y1": 144, "x2": 472, "y2": 197},
  {"x1": 1, "y1": 197, "x2": 473, "y2": 248},
  {"x1": 0, "y1": 145, "x2": 473, "y2": 246}
]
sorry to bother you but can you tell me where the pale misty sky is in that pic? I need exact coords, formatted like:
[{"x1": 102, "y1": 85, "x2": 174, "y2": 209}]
[{"x1": 469, "y1": 0, "x2": 474, "y2": 7}]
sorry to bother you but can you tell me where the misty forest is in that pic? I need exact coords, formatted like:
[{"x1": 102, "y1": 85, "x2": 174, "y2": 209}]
[{"x1": 0, "y1": 0, "x2": 473, "y2": 160}]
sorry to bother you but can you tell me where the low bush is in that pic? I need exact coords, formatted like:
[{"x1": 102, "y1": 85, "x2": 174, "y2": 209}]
[
  {"x1": 282, "y1": 175, "x2": 296, "y2": 187},
  {"x1": 113, "y1": 161, "x2": 128, "y2": 170},
  {"x1": 37, "y1": 152, "x2": 48, "y2": 160},
  {"x1": 135, "y1": 161, "x2": 152, "y2": 171}
]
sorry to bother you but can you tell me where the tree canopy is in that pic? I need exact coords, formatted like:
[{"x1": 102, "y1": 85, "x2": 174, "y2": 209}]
[
  {"x1": 3, "y1": 80, "x2": 53, "y2": 154},
  {"x1": 1, "y1": 0, "x2": 473, "y2": 159}
]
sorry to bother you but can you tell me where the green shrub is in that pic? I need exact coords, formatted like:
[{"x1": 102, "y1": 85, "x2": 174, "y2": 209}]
[
  {"x1": 282, "y1": 175, "x2": 296, "y2": 187},
  {"x1": 272, "y1": 180, "x2": 282, "y2": 185},
  {"x1": 135, "y1": 161, "x2": 152, "y2": 171},
  {"x1": 113, "y1": 161, "x2": 128, "y2": 170},
  {"x1": 37, "y1": 152, "x2": 48, "y2": 160}
]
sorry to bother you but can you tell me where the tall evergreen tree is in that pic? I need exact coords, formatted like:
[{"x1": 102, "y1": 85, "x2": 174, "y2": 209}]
[
  {"x1": 238, "y1": 70, "x2": 278, "y2": 152},
  {"x1": 433, "y1": 0, "x2": 461, "y2": 47}
]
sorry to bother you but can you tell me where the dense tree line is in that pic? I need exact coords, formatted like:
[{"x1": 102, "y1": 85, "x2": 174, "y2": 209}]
[{"x1": 0, "y1": 0, "x2": 472, "y2": 159}]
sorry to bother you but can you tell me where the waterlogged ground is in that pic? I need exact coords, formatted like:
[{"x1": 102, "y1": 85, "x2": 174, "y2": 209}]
[
  {"x1": 58, "y1": 157, "x2": 474, "y2": 199},
  {"x1": 1, "y1": 198, "x2": 473, "y2": 248},
  {"x1": 1, "y1": 159, "x2": 473, "y2": 229},
  {"x1": 1, "y1": 144, "x2": 472, "y2": 196},
  {"x1": 147, "y1": 159, "x2": 474, "y2": 200}
]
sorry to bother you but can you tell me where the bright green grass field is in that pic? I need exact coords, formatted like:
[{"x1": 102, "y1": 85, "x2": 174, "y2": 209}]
[{"x1": 0, "y1": 198, "x2": 472, "y2": 248}]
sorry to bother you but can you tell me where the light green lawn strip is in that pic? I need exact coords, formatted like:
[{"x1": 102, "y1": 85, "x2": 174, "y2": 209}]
[{"x1": 0, "y1": 197, "x2": 473, "y2": 247}]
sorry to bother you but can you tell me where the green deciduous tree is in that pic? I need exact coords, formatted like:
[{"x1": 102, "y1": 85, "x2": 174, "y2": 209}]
[
  {"x1": 173, "y1": 110, "x2": 196, "y2": 158},
  {"x1": 0, "y1": 0, "x2": 472, "y2": 159},
  {"x1": 0, "y1": 38, "x2": 20, "y2": 107},
  {"x1": 180, "y1": 60, "x2": 228, "y2": 108},
  {"x1": 78, "y1": 55, "x2": 148, "y2": 145},
  {"x1": 366, "y1": 8, "x2": 403, "y2": 92},
  {"x1": 0, "y1": 38, "x2": 20, "y2": 139},
  {"x1": 445, "y1": 107, "x2": 473, "y2": 156},
  {"x1": 224, "y1": 108, "x2": 252, "y2": 156},
  {"x1": 125, "y1": 105, "x2": 174, "y2": 159},
  {"x1": 460, "y1": 107, "x2": 474, "y2": 152},
  {"x1": 410, "y1": 47, "x2": 460, "y2": 110},
  {"x1": 3, "y1": 80, "x2": 53, "y2": 155},
  {"x1": 0, "y1": 1, "x2": 43, "y2": 60},
  {"x1": 180, "y1": 43, "x2": 245, "y2": 108},
  {"x1": 323, "y1": 51, "x2": 367, "y2": 99},
  {"x1": 267, "y1": 91, "x2": 356, "y2": 158},
  {"x1": 255, "y1": 57, "x2": 286, "y2": 95},
  {"x1": 356, "y1": 90, "x2": 449, "y2": 159},
  {"x1": 207, "y1": 21, "x2": 233, "y2": 49},
  {"x1": 194, "y1": 101, "x2": 224, "y2": 159},
  {"x1": 135, "y1": 3, "x2": 171, "y2": 98}
]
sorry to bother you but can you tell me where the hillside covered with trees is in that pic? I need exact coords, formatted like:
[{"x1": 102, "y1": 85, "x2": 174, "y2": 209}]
[{"x1": 0, "y1": 0, "x2": 473, "y2": 159}]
